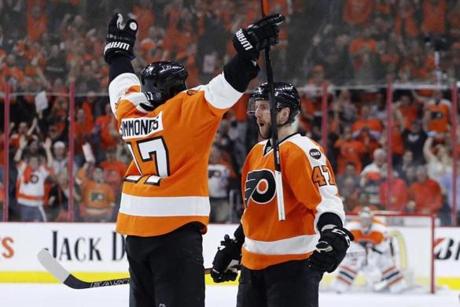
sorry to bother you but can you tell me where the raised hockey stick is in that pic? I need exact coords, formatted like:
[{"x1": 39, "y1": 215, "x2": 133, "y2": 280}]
[
  {"x1": 37, "y1": 249, "x2": 212, "y2": 289},
  {"x1": 261, "y1": 0, "x2": 285, "y2": 220}
]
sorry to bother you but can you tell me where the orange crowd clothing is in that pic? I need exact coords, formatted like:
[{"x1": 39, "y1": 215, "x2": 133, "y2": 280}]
[
  {"x1": 347, "y1": 218, "x2": 386, "y2": 246},
  {"x1": 334, "y1": 138, "x2": 366, "y2": 174},
  {"x1": 422, "y1": 0, "x2": 447, "y2": 34},
  {"x1": 108, "y1": 72, "x2": 243, "y2": 237},
  {"x1": 398, "y1": 103, "x2": 419, "y2": 130},
  {"x1": 390, "y1": 124, "x2": 404, "y2": 156},
  {"x1": 394, "y1": 6, "x2": 419, "y2": 38},
  {"x1": 27, "y1": 11, "x2": 47, "y2": 42},
  {"x1": 132, "y1": 5, "x2": 155, "y2": 40},
  {"x1": 95, "y1": 114, "x2": 119, "y2": 150},
  {"x1": 240, "y1": 134, "x2": 345, "y2": 270},
  {"x1": 100, "y1": 159, "x2": 127, "y2": 180},
  {"x1": 79, "y1": 178, "x2": 116, "y2": 219},
  {"x1": 379, "y1": 178, "x2": 408, "y2": 212},
  {"x1": 352, "y1": 118, "x2": 383, "y2": 135},
  {"x1": 425, "y1": 102, "x2": 450, "y2": 133},
  {"x1": 348, "y1": 38, "x2": 377, "y2": 56},
  {"x1": 408, "y1": 179, "x2": 443, "y2": 214},
  {"x1": 343, "y1": 0, "x2": 374, "y2": 26}
]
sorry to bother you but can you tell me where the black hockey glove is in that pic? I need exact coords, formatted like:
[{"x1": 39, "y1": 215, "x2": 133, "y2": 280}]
[
  {"x1": 211, "y1": 233, "x2": 243, "y2": 283},
  {"x1": 104, "y1": 13, "x2": 138, "y2": 64},
  {"x1": 232, "y1": 13, "x2": 285, "y2": 61},
  {"x1": 307, "y1": 227, "x2": 354, "y2": 273}
]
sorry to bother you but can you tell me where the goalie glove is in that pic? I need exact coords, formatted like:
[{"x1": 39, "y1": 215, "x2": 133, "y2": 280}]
[
  {"x1": 104, "y1": 13, "x2": 138, "y2": 64},
  {"x1": 232, "y1": 13, "x2": 285, "y2": 61},
  {"x1": 308, "y1": 227, "x2": 354, "y2": 273},
  {"x1": 211, "y1": 229, "x2": 244, "y2": 283}
]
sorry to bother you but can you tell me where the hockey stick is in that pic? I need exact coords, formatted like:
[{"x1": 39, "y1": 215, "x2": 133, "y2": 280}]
[
  {"x1": 37, "y1": 249, "x2": 212, "y2": 289},
  {"x1": 260, "y1": 0, "x2": 285, "y2": 220}
]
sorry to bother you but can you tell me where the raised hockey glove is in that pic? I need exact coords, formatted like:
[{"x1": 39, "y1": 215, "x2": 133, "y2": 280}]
[
  {"x1": 104, "y1": 13, "x2": 138, "y2": 64},
  {"x1": 232, "y1": 13, "x2": 285, "y2": 61},
  {"x1": 308, "y1": 227, "x2": 354, "y2": 273},
  {"x1": 211, "y1": 234, "x2": 243, "y2": 283}
]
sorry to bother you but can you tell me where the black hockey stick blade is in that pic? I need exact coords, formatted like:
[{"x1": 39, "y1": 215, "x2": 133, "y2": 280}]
[
  {"x1": 37, "y1": 249, "x2": 213, "y2": 289},
  {"x1": 37, "y1": 249, "x2": 129, "y2": 289}
]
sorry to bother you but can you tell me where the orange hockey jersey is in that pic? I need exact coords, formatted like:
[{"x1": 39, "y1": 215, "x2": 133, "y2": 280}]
[
  {"x1": 240, "y1": 133, "x2": 346, "y2": 270},
  {"x1": 108, "y1": 72, "x2": 242, "y2": 237}
]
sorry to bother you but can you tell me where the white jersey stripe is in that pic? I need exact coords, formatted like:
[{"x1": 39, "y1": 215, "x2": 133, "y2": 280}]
[
  {"x1": 243, "y1": 234, "x2": 319, "y2": 256},
  {"x1": 119, "y1": 193, "x2": 210, "y2": 217}
]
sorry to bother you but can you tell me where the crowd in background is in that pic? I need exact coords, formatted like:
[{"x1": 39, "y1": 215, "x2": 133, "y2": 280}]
[{"x1": 0, "y1": 0, "x2": 460, "y2": 225}]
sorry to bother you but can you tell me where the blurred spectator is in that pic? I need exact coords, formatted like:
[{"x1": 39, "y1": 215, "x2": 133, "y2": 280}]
[
  {"x1": 343, "y1": 0, "x2": 374, "y2": 27},
  {"x1": 335, "y1": 89, "x2": 358, "y2": 125},
  {"x1": 77, "y1": 163, "x2": 115, "y2": 222},
  {"x1": 334, "y1": 125, "x2": 367, "y2": 174},
  {"x1": 44, "y1": 44, "x2": 68, "y2": 82},
  {"x1": 208, "y1": 145, "x2": 232, "y2": 223},
  {"x1": 14, "y1": 149, "x2": 54, "y2": 222},
  {"x1": 394, "y1": 0, "x2": 419, "y2": 38},
  {"x1": 396, "y1": 150, "x2": 418, "y2": 183},
  {"x1": 401, "y1": 120, "x2": 427, "y2": 165},
  {"x1": 50, "y1": 141, "x2": 76, "y2": 176},
  {"x1": 422, "y1": 0, "x2": 447, "y2": 35},
  {"x1": 352, "y1": 105, "x2": 383, "y2": 139},
  {"x1": 9, "y1": 120, "x2": 35, "y2": 150},
  {"x1": 337, "y1": 163, "x2": 361, "y2": 212},
  {"x1": 379, "y1": 170, "x2": 408, "y2": 212},
  {"x1": 438, "y1": 160, "x2": 460, "y2": 225},
  {"x1": 74, "y1": 107, "x2": 94, "y2": 166},
  {"x1": 360, "y1": 148, "x2": 386, "y2": 208},
  {"x1": 100, "y1": 147, "x2": 127, "y2": 198},
  {"x1": 407, "y1": 165, "x2": 443, "y2": 215},
  {"x1": 422, "y1": 90, "x2": 450, "y2": 134},
  {"x1": 94, "y1": 103, "x2": 119, "y2": 153},
  {"x1": 394, "y1": 92, "x2": 419, "y2": 131},
  {"x1": 46, "y1": 170, "x2": 81, "y2": 222},
  {"x1": 423, "y1": 135, "x2": 452, "y2": 179},
  {"x1": 27, "y1": 2, "x2": 47, "y2": 42}
]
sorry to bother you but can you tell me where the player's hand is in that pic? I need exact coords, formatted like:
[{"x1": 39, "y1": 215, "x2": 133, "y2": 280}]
[
  {"x1": 211, "y1": 234, "x2": 242, "y2": 283},
  {"x1": 104, "y1": 13, "x2": 138, "y2": 64},
  {"x1": 307, "y1": 227, "x2": 354, "y2": 273},
  {"x1": 232, "y1": 13, "x2": 285, "y2": 61}
]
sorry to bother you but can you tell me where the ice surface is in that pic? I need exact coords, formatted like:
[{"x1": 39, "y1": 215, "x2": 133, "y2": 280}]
[{"x1": 1, "y1": 284, "x2": 459, "y2": 307}]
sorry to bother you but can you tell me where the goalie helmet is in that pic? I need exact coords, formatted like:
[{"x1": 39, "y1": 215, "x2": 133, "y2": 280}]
[
  {"x1": 249, "y1": 82, "x2": 300, "y2": 124},
  {"x1": 140, "y1": 61, "x2": 188, "y2": 106},
  {"x1": 359, "y1": 206, "x2": 374, "y2": 230}
]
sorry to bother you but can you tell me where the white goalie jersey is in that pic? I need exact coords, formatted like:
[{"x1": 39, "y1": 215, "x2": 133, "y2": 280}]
[{"x1": 332, "y1": 208, "x2": 407, "y2": 293}]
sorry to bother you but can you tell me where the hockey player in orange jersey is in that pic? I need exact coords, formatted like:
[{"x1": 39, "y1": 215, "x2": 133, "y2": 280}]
[
  {"x1": 332, "y1": 207, "x2": 407, "y2": 293},
  {"x1": 103, "y1": 12, "x2": 284, "y2": 307},
  {"x1": 211, "y1": 82, "x2": 353, "y2": 307}
]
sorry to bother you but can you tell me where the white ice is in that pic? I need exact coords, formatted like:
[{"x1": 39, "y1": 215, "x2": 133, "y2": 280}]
[{"x1": 1, "y1": 284, "x2": 459, "y2": 307}]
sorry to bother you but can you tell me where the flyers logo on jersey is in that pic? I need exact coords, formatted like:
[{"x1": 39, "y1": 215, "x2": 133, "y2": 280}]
[
  {"x1": 244, "y1": 169, "x2": 276, "y2": 205},
  {"x1": 119, "y1": 112, "x2": 164, "y2": 140}
]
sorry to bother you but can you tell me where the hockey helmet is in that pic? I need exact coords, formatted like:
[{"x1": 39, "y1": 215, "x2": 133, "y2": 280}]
[
  {"x1": 140, "y1": 61, "x2": 188, "y2": 106},
  {"x1": 359, "y1": 206, "x2": 374, "y2": 229},
  {"x1": 249, "y1": 82, "x2": 300, "y2": 123}
]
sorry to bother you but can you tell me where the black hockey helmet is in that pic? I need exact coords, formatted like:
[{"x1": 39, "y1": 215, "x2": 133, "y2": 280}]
[
  {"x1": 250, "y1": 82, "x2": 300, "y2": 123},
  {"x1": 140, "y1": 61, "x2": 188, "y2": 105}
]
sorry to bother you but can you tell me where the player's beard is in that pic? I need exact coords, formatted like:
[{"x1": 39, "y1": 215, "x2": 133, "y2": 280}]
[{"x1": 258, "y1": 122, "x2": 271, "y2": 139}]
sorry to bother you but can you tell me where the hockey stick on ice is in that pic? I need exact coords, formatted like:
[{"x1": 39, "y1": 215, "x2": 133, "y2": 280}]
[
  {"x1": 260, "y1": 0, "x2": 285, "y2": 220},
  {"x1": 37, "y1": 249, "x2": 212, "y2": 289}
]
